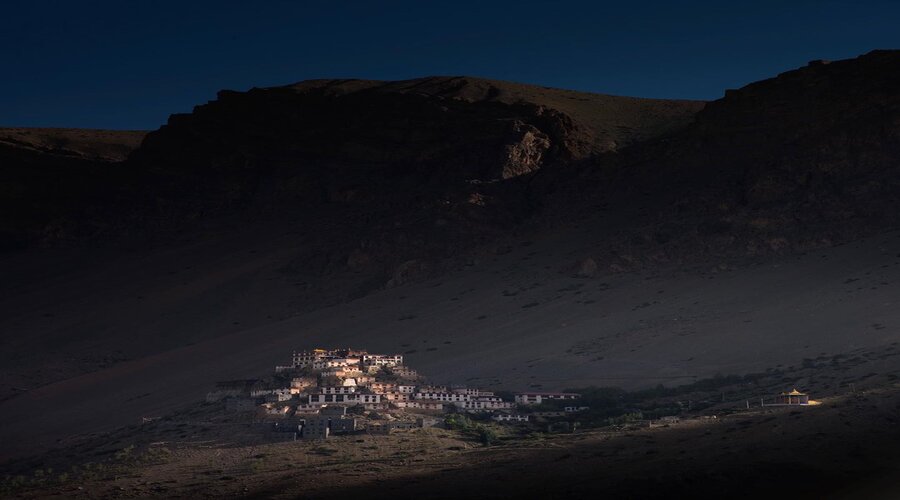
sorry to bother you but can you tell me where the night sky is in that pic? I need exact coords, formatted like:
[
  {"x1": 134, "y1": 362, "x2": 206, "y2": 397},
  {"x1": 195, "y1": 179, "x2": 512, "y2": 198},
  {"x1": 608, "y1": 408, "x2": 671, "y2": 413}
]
[{"x1": 2, "y1": 0, "x2": 899, "y2": 130}]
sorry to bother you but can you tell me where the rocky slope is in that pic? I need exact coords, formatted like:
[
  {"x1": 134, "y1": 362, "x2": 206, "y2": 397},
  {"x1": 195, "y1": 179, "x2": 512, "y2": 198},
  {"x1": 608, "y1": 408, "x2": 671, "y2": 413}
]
[
  {"x1": 7, "y1": 52, "x2": 900, "y2": 273},
  {"x1": 677, "y1": 49, "x2": 900, "y2": 219},
  {"x1": 113, "y1": 77, "x2": 704, "y2": 296},
  {"x1": 532, "y1": 49, "x2": 900, "y2": 272}
]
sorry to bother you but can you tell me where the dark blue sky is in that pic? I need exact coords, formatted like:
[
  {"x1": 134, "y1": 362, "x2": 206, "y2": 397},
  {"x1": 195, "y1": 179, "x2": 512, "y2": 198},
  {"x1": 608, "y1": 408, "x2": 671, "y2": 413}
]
[{"x1": 2, "y1": 1, "x2": 898, "y2": 130}]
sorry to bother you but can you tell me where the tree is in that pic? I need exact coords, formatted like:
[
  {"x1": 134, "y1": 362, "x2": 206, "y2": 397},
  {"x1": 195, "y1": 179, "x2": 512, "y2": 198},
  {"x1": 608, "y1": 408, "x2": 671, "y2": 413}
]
[{"x1": 477, "y1": 426, "x2": 498, "y2": 446}]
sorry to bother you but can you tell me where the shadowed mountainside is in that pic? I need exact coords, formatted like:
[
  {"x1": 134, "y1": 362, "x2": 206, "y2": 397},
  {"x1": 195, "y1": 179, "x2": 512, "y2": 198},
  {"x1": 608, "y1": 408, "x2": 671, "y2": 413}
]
[
  {"x1": 0, "y1": 128, "x2": 146, "y2": 249},
  {"x1": 533, "y1": 50, "x2": 900, "y2": 269},
  {"x1": 2, "y1": 51, "x2": 900, "y2": 465},
  {"x1": 2, "y1": 76, "x2": 705, "y2": 293}
]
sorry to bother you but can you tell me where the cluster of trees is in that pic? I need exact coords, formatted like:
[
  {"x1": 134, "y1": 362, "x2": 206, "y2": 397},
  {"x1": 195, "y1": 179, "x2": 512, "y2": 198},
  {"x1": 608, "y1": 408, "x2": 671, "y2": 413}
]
[
  {"x1": 444, "y1": 414, "x2": 498, "y2": 446},
  {"x1": 557, "y1": 372, "x2": 768, "y2": 427}
]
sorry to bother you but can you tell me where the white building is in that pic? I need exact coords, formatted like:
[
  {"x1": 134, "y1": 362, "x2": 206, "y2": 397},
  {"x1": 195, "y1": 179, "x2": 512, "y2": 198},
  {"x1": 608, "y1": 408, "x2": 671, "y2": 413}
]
[
  {"x1": 320, "y1": 386, "x2": 357, "y2": 394},
  {"x1": 369, "y1": 382, "x2": 397, "y2": 394},
  {"x1": 514, "y1": 392, "x2": 581, "y2": 405},
  {"x1": 455, "y1": 400, "x2": 515, "y2": 411},
  {"x1": 396, "y1": 400, "x2": 444, "y2": 411},
  {"x1": 492, "y1": 414, "x2": 530, "y2": 422},
  {"x1": 292, "y1": 349, "x2": 332, "y2": 368},
  {"x1": 418, "y1": 385, "x2": 447, "y2": 393},
  {"x1": 452, "y1": 387, "x2": 494, "y2": 397},
  {"x1": 313, "y1": 359, "x2": 350, "y2": 370},
  {"x1": 415, "y1": 392, "x2": 469, "y2": 402},
  {"x1": 362, "y1": 354, "x2": 404, "y2": 367},
  {"x1": 309, "y1": 393, "x2": 381, "y2": 405},
  {"x1": 383, "y1": 392, "x2": 412, "y2": 402}
]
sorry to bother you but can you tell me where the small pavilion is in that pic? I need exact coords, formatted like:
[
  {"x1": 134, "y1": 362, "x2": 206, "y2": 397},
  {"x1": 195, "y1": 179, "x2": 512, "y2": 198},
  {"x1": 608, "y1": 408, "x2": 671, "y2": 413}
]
[{"x1": 774, "y1": 388, "x2": 810, "y2": 405}]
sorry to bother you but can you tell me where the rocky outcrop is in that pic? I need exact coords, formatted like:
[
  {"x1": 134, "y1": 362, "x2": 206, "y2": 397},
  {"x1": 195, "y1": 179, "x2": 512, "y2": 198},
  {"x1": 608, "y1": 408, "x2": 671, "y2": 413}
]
[{"x1": 501, "y1": 121, "x2": 551, "y2": 179}]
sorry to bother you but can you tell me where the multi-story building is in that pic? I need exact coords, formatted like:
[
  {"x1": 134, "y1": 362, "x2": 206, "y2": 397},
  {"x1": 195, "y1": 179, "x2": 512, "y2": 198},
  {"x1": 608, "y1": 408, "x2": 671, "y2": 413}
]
[
  {"x1": 320, "y1": 368, "x2": 364, "y2": 379},
  {"x1": 452, "y1": 387, "x2": 494, "y2": 397},
  {"x1": 356, "y1": 394, "x2": 382, "y2": 405},
  {"x1": 300, "y1": 416, "x2": 329, "y2": 439},
  {"x1": 383, "y1": 392, "x2": 411, "y2": 402},
  {"x1": 369, "y1": 382, "x2": 397, "y2": 394},
  {"x1": 417, "y1": 385, "x2": 448, "y2": 393},
  {"x1": 361, "y1": 354, "x2": 404, "y2": 367},
  {"x1": 454, "y1": 400, "x2": 515, "y2": 411},
  {"x1": 313, "y1": 359, "x2": 351, "y2": 370},
  {"x1": 391, "y1": 366, "x2": 419, "y2": 379},
  {"x1": 415, "y1": 392, "x2": 469, "y2": 403},
  {"x1": 395, "y1": 400, "x2": 444, "y2": 411},
  {"x1": 292, "y1": 349, "x2": 331, "y2": 368},
  {"x1": 319, "y1": 386, "x2": 357, "y2": 394},
  {"x1": 300, "y1": 415, "x2": 360, "y2": 439},
  {"x1": 308, "y1": 393, "x2": 382, "y2": 406}
]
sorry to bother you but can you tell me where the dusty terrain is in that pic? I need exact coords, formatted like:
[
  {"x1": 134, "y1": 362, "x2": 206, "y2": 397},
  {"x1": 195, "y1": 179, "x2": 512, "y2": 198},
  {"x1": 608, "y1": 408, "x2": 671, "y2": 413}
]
[
  {"x1": 5, "y1": 374, "x2": 900, "y2": 499},
  {"x1": 2, "y1": 219, "x2": 900, "y2": 462}
]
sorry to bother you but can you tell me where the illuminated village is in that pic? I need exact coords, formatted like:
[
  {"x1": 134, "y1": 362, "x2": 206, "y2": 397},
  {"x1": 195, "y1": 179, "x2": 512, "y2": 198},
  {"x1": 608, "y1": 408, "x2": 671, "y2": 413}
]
[
  {"x1": 206, "y1": 348, "x2": 589, "y2": 439},
  {"x1": 205, "y1": 348, "x2": 821, "y2": 441}
]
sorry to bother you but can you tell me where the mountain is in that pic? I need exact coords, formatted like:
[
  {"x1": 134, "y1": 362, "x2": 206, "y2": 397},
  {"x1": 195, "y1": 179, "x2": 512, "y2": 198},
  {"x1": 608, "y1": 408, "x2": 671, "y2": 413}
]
[
  {"x1": 535, "y1": 50, "x2": 900, "y2": 267},
  {"x1": 671, "y1": 50, "x2": 900, "y2": 229},
  {"x1": 134, "y1": 76, "x2": 703, "y2": 174},
  {"x1": 2, "y1": 77, "x2": 705, "y2": 297},
  {"x1": 0, "y1": 127, "x2": 145, "y2": 162},
  {"x1": 3, "y1": 51, "x2": 900, "y2": 462},
  {"x1": 0, "y1": 127, "x2": 146, "y2": 249}
]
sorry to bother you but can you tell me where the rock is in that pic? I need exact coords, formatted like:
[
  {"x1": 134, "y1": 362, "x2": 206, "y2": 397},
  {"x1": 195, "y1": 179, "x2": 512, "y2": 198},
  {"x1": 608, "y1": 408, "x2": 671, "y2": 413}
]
[{"x1": 500, "y1": 121, "x2": 551, "y2": 179}]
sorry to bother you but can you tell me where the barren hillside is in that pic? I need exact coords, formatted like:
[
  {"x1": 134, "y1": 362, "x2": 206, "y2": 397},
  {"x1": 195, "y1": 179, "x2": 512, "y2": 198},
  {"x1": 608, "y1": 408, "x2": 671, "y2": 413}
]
[
  {"x1": 0, "y1": 128, "x2": 146, "y2": 250},
  {"x1": 0, "y1": 128, "x2": 146, "y2": 162},
  {"x1": 2, "y1": 51, "x2": 900, "y2": 465}
]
